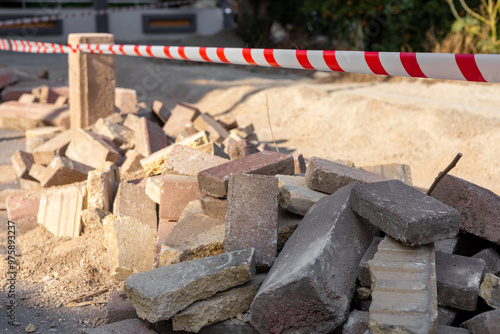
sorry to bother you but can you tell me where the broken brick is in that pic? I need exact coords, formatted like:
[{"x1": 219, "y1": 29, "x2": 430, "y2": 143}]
[
  {"x1": 25, "y1": 126, "x2": 63, "y2": 152},
  {"x1": 81, "y1": 208, "x2": 110, "y2": 233},
  {"x1": 472, "y1": 248, "x2": 500, "y2": 275},
  {"x1": 120, "y1": 150, "x2": 146, "y2": 181},
  {"x1": 277, "y1": 174, "x2": 327, "y2": 216},
  {"x1": 65, "y1": 128, "x2": 119, "y2": 169},
  {"x1": 153, "y1": 219, "x2": 178, "y2": 269},
  {"x1": 152, "y1": 100, "x2": 171, "y2": 124},
  {"x1": 115, "y1": 87, "x2": 139, "y2": 114},
  {"x1": 277, "y1": 208, "x2": 301, "y2": 251},
  {"x1": 28, "y1": 163, "x2": 47, "y2": 182},
  {"x1": 0, "y1": 101, "x2": 69, "y2": 130},
  {"x1": 193, "y1": 113, "x2": 229, "y2": 143},
  {"x1": 113, "y1": 182, "x2": 157, "y2": 230},
  {"x1": 360, "y1": 163, "x2": 413, "y2": 185},
  {"x1": 40, "y1": 156, "x2": 94, "y2": 187},
  {"x1": 159, "y1": 174, "x2": 203, "y2": 221},
  {"x1": 358, "y1": 237, "x2": 383, "y2": 287},
  {"x1": 123, "y1": 114, "x2": 167, "y2": 157},
  {"x1": 93, "y1": 118, "x2": 133, "y2": 146},
  {"x1": 10, "y1": 150, "x2": 35, "y2": 178},
  {"x1": 6, "y1": 192, "x2": 40, "y2": 234},
  {"x1": 32, "y1": 129, "x2": 74, "y2": 165},
  {"x1": 462, "y1": 309, "x2": 500, "y2": 334},
  {"x1": 106, "y1": 291, "x2": 138, "y2": 324},
  {"x1": 200, "y1": 195, "x2": 227, "y2": 220},
  {"x1": 145, "y1": 175, "x2": 162, "y2": 204},
  {"x1": 163, "y1": 144, "x2": 228, "y2": 177},
  {"x1": 228, "y1": 139, "x2": 259, "y2": 160},
  {"x1": 87, "y1": 162, "x2": 119, "y2": 211},
  {"x1": 162, "y1": 102, "x2": 200, "y2": 137}
]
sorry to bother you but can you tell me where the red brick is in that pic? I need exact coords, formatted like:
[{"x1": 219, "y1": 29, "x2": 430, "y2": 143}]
[
  {"x1": 198, "y1": 150, "x2": 294, "y2": 198},
  {"x1": 123, "y1": 114, "x2": 167, "y2": 157},
  {"x1": 40, "y1": 156, "x2": 94, "y2": 187},
  {"x1": 6, "y1": 191, "x2": 40, "y2": 222},
  {"x1": 162, "y1": 102, "x2": 200, "y2": 137},
  {"x1": 159, "y1": 174, "x2": 203, "y2": 220},
  {"x1": 113, "y1": 182, "x2": 157, "y2": 230},
  {"x1": 106, "y1": 291, "x2": 138, "y2": 323},
  {"x1": 0, "y1": 101, "x2": 69, "y2": 130},
  {"x1": 65, "y1": 128, "x2": 119, "y2": 169},
  {"x1": 10, "y1": 150, "x2": 34, "y2": 178}
]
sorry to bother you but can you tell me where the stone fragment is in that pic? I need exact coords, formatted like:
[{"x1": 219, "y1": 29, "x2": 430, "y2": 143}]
[
  {"x1": 193, "y1": 113, "x2": 229, "y2": 143},
  {"x1": 162, "y1": 102, "x2": 200, "y2": 137},
  {"x1": 293, "y1": 154, "x2": 306, "y2": 174},
  {"x1": 200, "y1": 195, "x2": 227, "y2": 220},
  {"x1": 435, "y1": 237, "x2": 459, "y2": 254},
  {"x1": 145, "y1": 176, "x2": 162, "y2": 204},
  {"x1": 152, "y1": 100, "x2": 171, "y2": 124},
  {"x1": 120, "y1": 150, "x2": 146, "y2": 181},
  {"x1": 461, "y1": 309, "x2": 500, "y2": 334},
  {"x1": 360, "y1": 163, "x2": 413, "y2": 185},
  {"x1": 106, "y1": 291, "x2": 138, "y2": 324},
  {"x1": 160, "y1": 200, "x2": 224, "y2": 266},
  {"x1": 277, "y1": 174, "x2": 327, "y2": 216},
  {"x1": 68, "y1": 33, "x2": 115, "y2": 128},
  {"x1": 351, "y1": 180, "x2": 460, "y2": 246},
  {"x1": 115, "y1": 88, "x2": 139, "y2": 114},
  {"x1": 25, "y1": 126, "x2": 63, "y2": 152},
  {"x1": 225, "y1": 174, "x2": 278, "y2": 270},
  {"x1": 277, "y1": 208, "x2": 301, "y2": 251},
  {"x1": 40, "y1": 156, "x2": 94, "y2": 187},
  {"x1": 436, "y1": 324, "x2": 471, "y2": 334},
  {"x1": 250, "y1": 183, "x2": 376, "y2": 334},
  {"x1": 81, "y1": 208, "x2": 110, "y2": 233},
  {"x1": 172, "y1": 275, "x2": 265, "y2": 332},
  {"x1": 437, "y1": 306, "x2": 459, "y2": 326},
  {"x1": 123, "y1": 114, "x2": 167, "y2": 157},
  {"x1": 18, "y1": 93, "x2": 36, "y2": 104},
  {"x1": 229, "y1": 139, "x2": 259, "y2": 160},
  {"x1": 124, "y1": 248, "x2": 256, "y2": 323},
  {"x1": 163, "y1": 145, "x2": 228, "y2": 177},
  {"x1": 113, "y1": 182, "x2": 157, "y2": 230},
  {"x1": 66, "y1": 128, "x2": 119, "y2": 169},
  {"x1": 0, "y1": 101, "x2": 69, "y2": 130},
  {"x1": 6, "y1": 192, "x2": 40, "y2": 234},
  {"x1": 472, "y1": 248, "x2": 500, "y2": 275},
  {"x1": 32, "y1": 129, "x2": 74, "y2": 165},
  {"x1": 358, "y1": 237, "x2": 383, "y2": 287},
  {"x1": 85, "y1": 318, "x2": 155, "y2": 334},
  {"x1": 103, "y1": 214, "x2": 157, "y2": 280},
  {"x1": 341, "y1": 310, "x2": 370, "y2": 334},
  {"x1": 94, "y1": 118, "x2": 133, "y2": 146},
  {"x1": 159, "y1": 174, "x2": 203, "y2": 221},
  {"x1": 435, "y1": 251, "x2": 485, "y2": 310},
  {"x1": 305, "y1": 156, "x2": 385, "y2": 194},
  {"x1": 87, "y1": 162, "x2": 119, "y2": 211},
  {"x1": 198, "y1": 151, "x2": 294, "y2": 198},
  {"x1": 431, "y1": 175, "x2": 500, "y2": 245},
  {"x1": 479, "y1": 273, "x2": 500, "y2": 309},
  {"x1": 37, "y1": 182, "x2": 86, "y2": 238},
  {"x1": 10, "y1": 150, "x2": 34, "y2": 178}
]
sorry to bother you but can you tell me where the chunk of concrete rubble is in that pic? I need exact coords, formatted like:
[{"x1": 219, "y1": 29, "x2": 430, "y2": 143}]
[
  {"x1": 6, "y1": 192, "x2": 40, "y2": 234},
  {"x1": 193, "y1": 113, "x2": 229, "y2": 143},
  {"x1": 10, "y1": 150, "x2": 34, "y2": 178},
  {"x1": 358, "y1": 237, "x2": 383, "y2": 287},
  {"x1": 479, "y1": 273, "x2": 500, "y2": 309},
  {"x1": 438, "y1": 306, "x2": 459, "y2": 326},
  {"x1": 81, "y1": 208, "x2": 110, "y2": 233},
  {"x1": 277, "y1": 208, "x2": 301, "y2": 251},
  {"x1": 436, "y1": 324, "x2": 471, "y2": 334},
  {"x1": 159, "y1": 174, "x2": 203, "y2": 221},
  {"x1": 172, "y1": 275, "x2": 265, "y2": 332},
  {"x1": 25, "y1": 126, "x2": 63, "y2": 152},
  {"x1": 87, "y1": 162, "x2": 119, "y2": 211},
  {"x1": 200, "y1": 195, "x2": 227, "y2": 220},
  {"x1": 0, "y1": 101, "x2": 69, "y2": 130},
  {"x1": 159, "y1": 200, "x2": 224, "y2": 266},
  {"x1": 435, "y1": 251, "x2": 485, "y2": 310},
  {"x1": 277, "y1": 174, "x2": 327, "y2": 216},
  {"x1": 162, "y1": 102, "x2": 201, "y2": 137},
  {"x1": 40, "y1": 156, "x2": 94, "y2": 187},
  {"x1": 152, "y1": 100, "x2": 171, "y2": 124},
  {"x1": 113, "y1": 182, "x2": 157, "y2": 230},
  {"x1": 124, "y1": 248, "x2": 256, "y2": 322},
  {"x1": 198, "y1": 151, "x2": 294, "y2": 198},
  {"x1": 115, "y1": 88, "x2": 139, "y2": 114},
  {"x1": 145, "y1": 176, "x2": 162, "y2": 204},
  {"x1": 103, "y1": 214, "x2": 157, "y2": 280},
  {"x1": 368, "y1": 236, "x2": 438, "y2": 334},
  {"x1": 163, "y1": 144, "x2": 228, "y2": 177},
  {"x1": 120, "y1": 150, "x2": 146, "y2": 181},
  {"x1": 66, "y1": 128, "x2": 119, "y2": 168},
  {"x1": 431, "y1": 174, "x2": 500, "y2": 245},
  {"x1": 351, "y1": 180, "x2": 460, "y2": 246},
  {"x1": 361, "y1": 163, "x2": 413, "y2": 185},
  {"x1": 250, "y1": 183, "x2": 376, "y2": 334},
  {"x1": 341, "y1": 310, "x2": 370, "y2": 334},
  {"x1": 225, "y1": 174, "x2": 278, "y2": 270},
  {"x1": 305, "y1": 156, "x2": 385, "y2": 194},
  {"x1": 106, "y1": 290, "x2": 138, "y2": 324},
  {"x1": 84, "y1": 318, "x2": 155, "y2": 334},
  {"x1": 123, "y1": 114, "x2": 167, "y2": 157},
  {"x1": 32, "y1": 129, "x2": 74, "y2": 165},
  {"x1": 93, "y1": 118, "x2": 133, "y2": 146},
  {"x1": 37, "y1": 182, "x2": 86, "y2": 238},
  {"x1": 461, "y1": 309, "x2": 500, "y2": 334},
  {"x1": 473, "y1": 248, "x2": 500, "y2": 275}
]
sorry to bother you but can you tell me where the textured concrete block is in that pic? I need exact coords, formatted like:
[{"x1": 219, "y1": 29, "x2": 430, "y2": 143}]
[
  {"x1": 66, "y1": 128, "x2": 119, "y2": 169},
  {"x1": 435, "y1": 252, "x2": 485, "y2": 310},
  {"x1": 368, "y1": 236, "x2": 438, "y2": 334},
  {"x1": 40, "y1": 156, "x2": 93, "y2": 187},
  {"x1": 341, "y1": 310, "x2": 370, "y2": 334},
  {"x1": 225, "y1": 174, "x2": 278, "y2": 270},
  {"x1": 103, "y1": 214, "x2": 157, "y2": 280},
  {"x1": 87, "y1": 162, "x2": 119, "y2": 211},
  {"x1": 159, "y1": 174, "x2": 203, "y2": 221},
  {"x1": 94, "y1": 118, "x2": 133, "y2": 146},
  {"x1": 152, "y1": 100, "x2": 171, "y2": 124},
  {"x1": 431, "y1": 175, "x2": 500, "y2": 245},
  {"x1": 0, "y1": 101, "x2": 69, "y2": 130},
  {"x1": 162, "y1": 102, "x2": 200, "y2": 137},
  {"x1": 462, "y1": 309, "x2": 500, "y2": 334},
  {"x1": 113, "y1": 182, "x2": 157, "y2": 230},
  {"x1": 163, "y1": 144, "x2": 229, "y2": 177},
  {"x1": 172, "y1": 275, "x2": 265, "y2": 332},
  {"x1": 479, "y1": 273, "x2": 500, "y2": 309},
  {"x1": 32, "y1": 129, "x2": 74, "y2": 165},
  {"x1": 360, "y1": 163, "x2": 413, "y2": 185},
  {"x1": 6, "y1": 192, "x2": 40, "y2": 234},
  {"x1": 193, "y1": 113, "x2": 229, "y2": 143},
  {"x1": 198, "y1": 151, "x2": 294, "y2": 198},
  {"x1": 68, "y1": 33, "x2": 115, "y2": 128},
  {"x1": 358, "y1": 237, "x2": 383, "y2": 287},
  {"x1": 200, "y1": 195, "x2": 227, "y2": 220},
  {"x1": 305, "y1": 156, "x2": 385, "y2": 194},
  {"x1": 106, "y1": 291, "x2": 138, "y2": 323},
  {"x1": 10, "y1": 150, "x2": 34, "y2": 178},
  {"x1": 145, "y1": 175, "x2": 162, "y2": 204},
  {"x1": 37, "y1": 183, "x2": 86, "y2": 238},
  {"x1": 250, "y1": 183, "x2": 376, "y2": 334},
  {"x1": 115, "y1": 87, "x2": 139, "y2": 114},
  {"x1": 85, "y1": 318, "x2": 155, "y2": 334},
  {"x1": 160, "y1": 200, "x2": 224, "y2": 266},
  {"x1": 277, "y1": 174, "x2": 327, "y2": 216},
  {"x1": 81, "y1": 208, "x2": 110, "y2": 233},
  {"x1": 124, "y1": 248, "x2": 255, "y2": 322},
  {"x1": 25, "y1": 126, "x2": 63, "y2": 152},
  {"x1": 123, "y1": 114, "x2": 167, "y2": 157},
  {"x1": 473, "y1": 248, "x2": 500, "y2": 275},
  {"x1": 351, "y1": 180, "x2": 460, "y2": 246}
]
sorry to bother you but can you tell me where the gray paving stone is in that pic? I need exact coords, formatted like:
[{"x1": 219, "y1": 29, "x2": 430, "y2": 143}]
[
  {"x1": 472, "y1": 248, "x2": 500, "y2": 275},
  {"x1": 462, "y1": 309, "x2": 500, "y2": 334}
]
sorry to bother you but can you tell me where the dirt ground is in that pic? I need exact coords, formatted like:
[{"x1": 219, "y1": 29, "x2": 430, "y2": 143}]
[{"x1": 1, "y1": 35, "x2": 499, "y2": 333}]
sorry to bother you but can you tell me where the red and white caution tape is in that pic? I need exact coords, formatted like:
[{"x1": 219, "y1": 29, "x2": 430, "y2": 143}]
[
  {"x1": 2, "y1": 38, "x2": 500, "y2": 83},
  {"x1": 0, "y1": 0, "x2": 193, "y2": 28}
]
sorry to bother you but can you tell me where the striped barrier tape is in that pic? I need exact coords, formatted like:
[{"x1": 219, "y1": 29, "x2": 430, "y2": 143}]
[
  {"x1": 1, "y1": 38, "x2": 499, "y2": 83},
  {"x1": 0, "y1": 0, "x2": 194, "y2": 28}
]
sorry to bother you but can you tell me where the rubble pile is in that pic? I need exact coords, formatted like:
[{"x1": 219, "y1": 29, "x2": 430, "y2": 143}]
[{"x1": 1, "y1": 68, "x2": 500, "y2": 334}]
